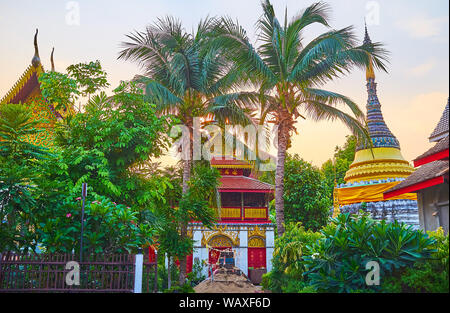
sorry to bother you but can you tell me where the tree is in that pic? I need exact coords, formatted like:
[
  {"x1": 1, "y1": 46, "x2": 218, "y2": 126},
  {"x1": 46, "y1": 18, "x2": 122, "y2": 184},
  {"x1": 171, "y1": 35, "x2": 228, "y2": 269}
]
[
  {"x1": 53, "y1": 81, "x2": 174, "y2": 208},
  {"x1": 212, "y1": 0, "x2": 387, "y2": 236},
  {"x1": 67, "y1": 60, "x2": 110, "y2": 99},
  {"x1": 38, "y1": 71, "x2": 78, "y2": 111},
  {"x1": 0, "y1": 103, "x2": 50, "y2": 252},
  {"x1": 39, "y1": 60, "x2": 109, "y2": 111},
  {"x1": 119, "y1": 16, "x2": 253, "y2": 284},
  {"x1": 156, "y1": 164, "x2": 220, "y2": 288},
  {"x1": 321, "y1": 135, "x2": 356, "y2": 196},
  {"x1": 32, "y1": 80, "x2": 175, "y2": 254}
]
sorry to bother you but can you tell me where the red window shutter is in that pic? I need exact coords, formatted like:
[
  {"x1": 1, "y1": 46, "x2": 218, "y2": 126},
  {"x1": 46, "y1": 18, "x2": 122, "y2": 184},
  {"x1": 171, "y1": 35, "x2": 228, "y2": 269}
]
[{"x1": 248, "y1": 248, "x2": 266, "y2": 269}]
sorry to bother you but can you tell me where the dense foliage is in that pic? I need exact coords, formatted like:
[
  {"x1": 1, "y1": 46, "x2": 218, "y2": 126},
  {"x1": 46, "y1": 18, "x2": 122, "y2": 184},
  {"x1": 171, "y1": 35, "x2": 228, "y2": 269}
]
[
  {"x1": 0, "y1": 63, "x2": 177, "y2": 255},
  {"x1": 0, "y1": 103, "x2": 50, "y2": 252},
  {"x1": 302, "y1": 213, "x2": 437, "y2": 292},
  {"x1": 381, "y1": 228, "x2": 449, "y2": 293},
  {"x1": 261, "y1": 154, "x2": 331, "y2": 231},
  {"x1": 321, "y1": 135, "x2": 356, "y2": 195},
  {"x1": 261, "y1": 222, "x2": 322, "y2": 293},
  {"x1": 263, "y1": 213, "x2": 447, "y2": 293},
  {"x1": 36, "y1": 195, "x2": 155, "y2": 254}
]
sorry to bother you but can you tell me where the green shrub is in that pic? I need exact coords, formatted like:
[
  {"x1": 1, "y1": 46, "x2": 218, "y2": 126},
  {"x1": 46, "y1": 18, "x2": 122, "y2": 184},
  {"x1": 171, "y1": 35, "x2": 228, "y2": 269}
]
[
  {"x1": 262, "y1": 222, "x2": 323, "y2": 292},
  {"x1": 302, "y1": 213, "x2": 437, "y2": 293},
  {"x1": 164, "y1": 283, "x2": 195, "y2": 293},
  {"x1": 381, "y1": 228, "x2": 449, "y2": 293},
  {"x1": 187, "y1": 259, "x2": 207, "y2": 286}
]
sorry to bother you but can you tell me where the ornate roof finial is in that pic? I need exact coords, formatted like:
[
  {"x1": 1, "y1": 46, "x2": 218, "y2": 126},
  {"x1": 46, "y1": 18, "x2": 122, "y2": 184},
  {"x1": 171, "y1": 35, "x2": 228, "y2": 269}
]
[
  {"x1": 50, "y1": 47, "x2": 55, "y2": 72},
  {"x1": 31, "y1": 29, "x2": 41, "y2": 67},
  {"x1": 364, "y1": 19, "x2": 372, "y2": 45},
  {"x1": 364, "y1": 21, "x2": 375, "y2": 80}
]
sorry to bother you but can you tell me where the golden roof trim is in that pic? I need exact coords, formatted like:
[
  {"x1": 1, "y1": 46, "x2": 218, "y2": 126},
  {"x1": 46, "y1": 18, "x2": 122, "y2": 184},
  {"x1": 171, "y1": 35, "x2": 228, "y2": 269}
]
[{"x1": 1, "y1": 64, "x2": 44, "y2": 104}]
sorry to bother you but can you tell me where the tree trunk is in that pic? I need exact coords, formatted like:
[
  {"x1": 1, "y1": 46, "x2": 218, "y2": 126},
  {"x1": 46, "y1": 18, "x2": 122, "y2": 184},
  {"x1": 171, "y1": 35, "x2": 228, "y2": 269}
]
[
  {"x1": 179, "y1": 126, "x2": 193, "y2": 286},
  {"x1": 275, "y1": 124, "x2": 288, "y2": 237}
]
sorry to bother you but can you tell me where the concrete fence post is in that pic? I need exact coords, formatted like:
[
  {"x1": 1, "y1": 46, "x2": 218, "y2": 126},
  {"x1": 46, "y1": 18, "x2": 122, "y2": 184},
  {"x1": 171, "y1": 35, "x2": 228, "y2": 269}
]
[{"x1": 134, "y1": 248, "x2": 143, "y2": 293}]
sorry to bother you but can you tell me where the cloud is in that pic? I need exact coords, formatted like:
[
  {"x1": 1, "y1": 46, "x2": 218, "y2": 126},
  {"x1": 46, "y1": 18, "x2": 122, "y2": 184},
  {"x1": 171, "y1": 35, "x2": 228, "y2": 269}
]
[
  {"x1": 409, "y1": 59, "x2": 436, "y2": 77},
  {"x1": 397, "y1": 15, "x2": 448, "y2": 39}
]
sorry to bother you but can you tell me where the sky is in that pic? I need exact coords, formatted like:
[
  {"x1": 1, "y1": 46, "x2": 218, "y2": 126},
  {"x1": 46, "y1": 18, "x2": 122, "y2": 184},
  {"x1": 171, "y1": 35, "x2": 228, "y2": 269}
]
[{"x1": 0, "y1": 0, "x2": 448, "y2": 168}]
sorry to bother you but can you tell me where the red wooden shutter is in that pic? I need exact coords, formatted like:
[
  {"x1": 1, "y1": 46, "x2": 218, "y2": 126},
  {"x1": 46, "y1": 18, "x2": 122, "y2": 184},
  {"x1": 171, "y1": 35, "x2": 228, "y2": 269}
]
[{"x1": 248, "y1": 248, "x2": 266, "y2": 269}]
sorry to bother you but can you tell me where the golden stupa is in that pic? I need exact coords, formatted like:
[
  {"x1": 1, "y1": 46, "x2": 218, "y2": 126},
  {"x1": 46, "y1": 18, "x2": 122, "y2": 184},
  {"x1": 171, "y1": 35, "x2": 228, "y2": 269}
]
[{"x1": 335, "y1": 25, "x2": 419, "y2": 227}]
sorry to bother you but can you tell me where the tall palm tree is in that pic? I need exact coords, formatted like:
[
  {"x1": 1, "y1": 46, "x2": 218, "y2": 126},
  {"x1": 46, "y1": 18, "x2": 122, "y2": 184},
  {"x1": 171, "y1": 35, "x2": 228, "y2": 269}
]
[
  {"x1": 118, "y1": 16, "x2": 256, "y2": 285},
  {"x1": 211, "y1": 1, "x2": 388, "y2": 236}
]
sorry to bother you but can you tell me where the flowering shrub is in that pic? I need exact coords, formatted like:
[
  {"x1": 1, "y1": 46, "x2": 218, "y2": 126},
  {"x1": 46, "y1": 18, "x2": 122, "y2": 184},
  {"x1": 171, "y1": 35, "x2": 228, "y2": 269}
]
[
  {"x1": 302, "y1": 213, "x2": 437, "y2": 293},
  {"x1": 36, "y1": 195, "x2": 155, "y2": 254},
  {"x1": 381, "y1": 227, "x2": 449, "y2": 293}
]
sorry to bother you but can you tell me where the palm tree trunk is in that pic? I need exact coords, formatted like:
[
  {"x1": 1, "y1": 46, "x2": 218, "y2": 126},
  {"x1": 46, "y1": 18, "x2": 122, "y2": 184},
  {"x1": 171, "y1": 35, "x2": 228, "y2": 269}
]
[
  {"x1": 179, "y1": 126, "x2": 193, "y2": 286},
  {"x1": 275, "y1": 124, "x2": 288, "y2": 237}
]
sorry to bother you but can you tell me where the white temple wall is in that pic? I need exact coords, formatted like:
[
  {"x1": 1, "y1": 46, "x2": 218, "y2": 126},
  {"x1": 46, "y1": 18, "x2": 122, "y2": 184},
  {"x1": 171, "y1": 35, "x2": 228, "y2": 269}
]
[{"x1": 191, "y1": 224, "x2": 275, "y2": 278}]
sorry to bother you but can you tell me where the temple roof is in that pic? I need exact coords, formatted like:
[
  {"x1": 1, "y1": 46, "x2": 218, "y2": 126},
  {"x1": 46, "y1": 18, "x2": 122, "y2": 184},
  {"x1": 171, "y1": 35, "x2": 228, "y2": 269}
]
[
  {"x1": 384, "y1": 160, "x2": 449, "y2": 198},
  {"x1": 1, "y1": 29, "x2": 45, "y2": 105},
  {"x1": 429, "y1": 98, "x2": 449, "y2": 142},
  {"x1": 414, "y1": 136, "x2": 449, "y2": 166},
  {"x1": 0, "y1": 64, "x2": 44, "y2": 105},
  {"x1": 219, "y1": 176, "x2": 274, "y2": 192}
]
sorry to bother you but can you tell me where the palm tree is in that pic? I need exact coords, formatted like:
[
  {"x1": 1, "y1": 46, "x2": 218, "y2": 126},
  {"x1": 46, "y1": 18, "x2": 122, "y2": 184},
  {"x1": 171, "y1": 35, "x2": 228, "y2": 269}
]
[
  {"x1": 211, "y1": 1, "x2": 388, "y2": 236},
  {"x1": 118, "y1": 16, "x2": 256, "y2": 285}
]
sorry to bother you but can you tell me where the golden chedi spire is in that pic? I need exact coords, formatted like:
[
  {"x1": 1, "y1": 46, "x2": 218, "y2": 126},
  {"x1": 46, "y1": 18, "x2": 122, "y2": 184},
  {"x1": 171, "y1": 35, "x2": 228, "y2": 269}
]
[
  {"x1": 364, "y1": 22, "x2": 376, "y2": 81},
  {"x1": 344, "y1": 25, "x2": 415, "y2": 183}
]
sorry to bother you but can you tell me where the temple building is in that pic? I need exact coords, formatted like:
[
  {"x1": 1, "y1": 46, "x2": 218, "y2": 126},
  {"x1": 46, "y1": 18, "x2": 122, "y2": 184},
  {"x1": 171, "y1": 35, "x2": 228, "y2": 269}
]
[
  {"x1": 189, "y1": 156, "x2": 275, "y2": 278},
  {"x1": 384, "y1": 99, "x2": 449, "y2": 233},
  {"x1": 0, "y1": 30, "x2": 67, "y2": 149},
  {"x1": 335, "y1": 26, "x2": 419, "y2": 227}
]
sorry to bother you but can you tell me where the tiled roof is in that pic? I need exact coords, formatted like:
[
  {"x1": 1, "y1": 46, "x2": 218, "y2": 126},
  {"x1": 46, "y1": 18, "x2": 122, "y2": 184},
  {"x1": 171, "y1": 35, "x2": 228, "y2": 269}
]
[
  {"x1": 414, "y1": 136, "x2": 449, "y2": 164},
  {"x1": 385, "y1": 160, "x2": 449, "y2": 194},
  {"x1": 219, "y1": 176, "x2": 274, "y2": 191},
  {"x1": 429, "y1": 98, "x2": 449, "y2": 142}
]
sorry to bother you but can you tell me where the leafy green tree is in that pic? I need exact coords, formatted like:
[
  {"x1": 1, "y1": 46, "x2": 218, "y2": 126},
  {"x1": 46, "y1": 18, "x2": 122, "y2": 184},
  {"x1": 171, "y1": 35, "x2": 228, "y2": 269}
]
[
  {"x1": 53, "y1": 81, "x2": 174, "y2": 207},
  {"x1": 156, "y1": 164, "x2": 220, "y2": 288},
  {"x1": 261, "y1": 154, "x2": 331, "y2": 231},
  {"x1": 67, "y1": 60, "x2": 110, "y2": 99},
  {"x1": 31, "y1": 81, "x2": 175, "y2": 254},
  {"x1": 119, "y1": 16, "x2": 252, "y2": 284},
  {"x1": 39, "y1": 60, "x2": 109, "y2": 111},
  {"x1": 36, "y1": 194, "x2": 156, "y2": 254},
  {"x1": 38, "y1": 72, "x2": 79, "y2": 111},
  {"x1": 321, "y1": 135, "x2": 356, "y2": 195},
  {"x1": 0, "y1": 103, "x2": 49, "y2": 252},
  {"x1": 212, "y1": 0, "x2": 388, "y2": 236}
]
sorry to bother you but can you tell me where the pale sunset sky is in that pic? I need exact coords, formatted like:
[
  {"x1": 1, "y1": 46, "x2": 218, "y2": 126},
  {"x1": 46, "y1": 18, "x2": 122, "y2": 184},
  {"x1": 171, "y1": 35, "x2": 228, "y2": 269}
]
[{"x1": 0, "y1": 0, "x2": 448, "y2": 168}]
